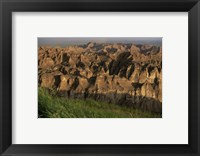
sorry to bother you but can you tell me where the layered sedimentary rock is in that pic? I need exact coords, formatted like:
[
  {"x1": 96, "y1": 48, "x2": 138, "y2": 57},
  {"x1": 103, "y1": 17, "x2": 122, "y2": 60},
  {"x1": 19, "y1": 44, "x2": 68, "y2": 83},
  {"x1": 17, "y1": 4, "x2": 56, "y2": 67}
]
[{"x1": 38, "y1": 42, "x2": 162, "y2": 113}]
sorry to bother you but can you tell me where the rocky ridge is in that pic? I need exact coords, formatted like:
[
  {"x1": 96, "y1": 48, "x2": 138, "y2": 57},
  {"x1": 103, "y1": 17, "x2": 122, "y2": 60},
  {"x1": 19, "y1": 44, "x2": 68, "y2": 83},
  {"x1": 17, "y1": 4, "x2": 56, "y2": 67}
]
[{"x1": 38, "y1": 42, "x2": 162, "y2": 113}]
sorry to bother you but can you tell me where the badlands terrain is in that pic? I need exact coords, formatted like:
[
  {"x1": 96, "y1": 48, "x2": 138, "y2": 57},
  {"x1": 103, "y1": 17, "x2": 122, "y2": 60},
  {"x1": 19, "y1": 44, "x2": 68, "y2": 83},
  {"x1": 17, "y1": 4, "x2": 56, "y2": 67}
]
[{"x1": 38, "y1": 42, "x2": 162, "y2": 115}]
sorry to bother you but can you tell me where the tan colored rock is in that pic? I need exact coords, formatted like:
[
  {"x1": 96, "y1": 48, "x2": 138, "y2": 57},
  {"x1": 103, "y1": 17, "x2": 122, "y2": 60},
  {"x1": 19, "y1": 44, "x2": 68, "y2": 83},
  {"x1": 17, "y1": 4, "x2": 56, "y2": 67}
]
[
  {"x1": 59, "y1": 75, "x2": 75, "y2": 91},
  {"x1": 139, "y1": 70, "x2": 147, "y2": 83},
  {"x1": 75, "y1": 77, "x2": 89, "y2": 93},
  {"x1": 40, "y1": 57, "x2": 54, "y2": 68},
  {"x1": 146, "y1": 83, "x2": 154, "y2": 98},
  {"x1": 40, "y1": 73, "x2": 55, "y2": 88},
  {"x1": 147, "y1": 67, "x2": 159, "y2": 83},
  {"x1": 38, "y1": 43, "x2": 162, "y2": 113}
]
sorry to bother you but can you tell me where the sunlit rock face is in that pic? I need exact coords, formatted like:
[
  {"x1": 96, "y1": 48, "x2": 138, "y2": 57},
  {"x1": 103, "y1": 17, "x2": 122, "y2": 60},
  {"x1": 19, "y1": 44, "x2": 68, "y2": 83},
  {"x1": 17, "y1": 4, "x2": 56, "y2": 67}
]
[{"x1": 38, "y1": 42, "x2": 162, "y2": 113}]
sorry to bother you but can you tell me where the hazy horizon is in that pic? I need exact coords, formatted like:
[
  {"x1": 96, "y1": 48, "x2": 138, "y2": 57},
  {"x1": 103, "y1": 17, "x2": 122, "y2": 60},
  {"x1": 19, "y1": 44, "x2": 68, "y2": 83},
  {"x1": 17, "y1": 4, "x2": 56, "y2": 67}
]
[{"x1": 38, "y1": 37, "x2": 162, "y2": 47}]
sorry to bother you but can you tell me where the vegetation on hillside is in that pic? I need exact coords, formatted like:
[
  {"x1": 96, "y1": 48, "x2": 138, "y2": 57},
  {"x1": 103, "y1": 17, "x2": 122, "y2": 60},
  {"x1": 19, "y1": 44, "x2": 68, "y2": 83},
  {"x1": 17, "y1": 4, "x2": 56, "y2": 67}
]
[{"x1": 38, "y1": 88, "x2": 161, "y2": 118}]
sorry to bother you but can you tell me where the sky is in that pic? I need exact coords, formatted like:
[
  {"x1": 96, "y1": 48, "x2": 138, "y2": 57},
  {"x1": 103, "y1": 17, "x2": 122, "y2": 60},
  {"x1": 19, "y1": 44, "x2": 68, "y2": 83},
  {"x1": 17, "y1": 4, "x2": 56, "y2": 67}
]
[{"x1": 38, "y1": 37, "x2": 162, "y2": 47}]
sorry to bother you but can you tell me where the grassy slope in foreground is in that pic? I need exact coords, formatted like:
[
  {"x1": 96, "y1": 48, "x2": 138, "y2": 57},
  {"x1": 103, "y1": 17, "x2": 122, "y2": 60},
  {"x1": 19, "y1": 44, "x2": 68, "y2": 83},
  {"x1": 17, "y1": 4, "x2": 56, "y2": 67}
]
[{"x1": 38, "y1": 88, "x2": 161, "y2": 118}]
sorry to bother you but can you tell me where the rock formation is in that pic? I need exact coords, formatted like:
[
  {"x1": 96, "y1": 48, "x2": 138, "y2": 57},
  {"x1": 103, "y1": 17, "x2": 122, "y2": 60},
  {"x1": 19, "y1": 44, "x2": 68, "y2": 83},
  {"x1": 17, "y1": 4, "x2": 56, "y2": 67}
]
[{"x1": 38, "y1": 42, "x2": 162, "y2": 113}]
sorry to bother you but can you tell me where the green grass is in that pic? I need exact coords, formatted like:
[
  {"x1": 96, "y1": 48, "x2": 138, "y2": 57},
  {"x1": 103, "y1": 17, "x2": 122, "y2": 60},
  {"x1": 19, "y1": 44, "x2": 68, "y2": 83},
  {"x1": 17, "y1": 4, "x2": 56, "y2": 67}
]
[{"x1": 38, "y1": 88, "x2": 161, "y2": 118}]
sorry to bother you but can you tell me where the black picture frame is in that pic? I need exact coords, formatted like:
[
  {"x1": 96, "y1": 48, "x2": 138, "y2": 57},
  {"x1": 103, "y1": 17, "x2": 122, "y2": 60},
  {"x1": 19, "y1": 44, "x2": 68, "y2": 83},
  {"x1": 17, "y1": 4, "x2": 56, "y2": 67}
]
[{"x1": 0, "y1": 0, "x2": 200, "y2": 155}]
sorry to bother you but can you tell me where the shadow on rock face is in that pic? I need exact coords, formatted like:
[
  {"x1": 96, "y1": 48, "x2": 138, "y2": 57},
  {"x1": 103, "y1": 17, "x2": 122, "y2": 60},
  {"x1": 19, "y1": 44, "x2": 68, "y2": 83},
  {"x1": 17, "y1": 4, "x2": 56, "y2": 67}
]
[{"x1": 56, "y1": 90, "x2": 162, "y2": 113}]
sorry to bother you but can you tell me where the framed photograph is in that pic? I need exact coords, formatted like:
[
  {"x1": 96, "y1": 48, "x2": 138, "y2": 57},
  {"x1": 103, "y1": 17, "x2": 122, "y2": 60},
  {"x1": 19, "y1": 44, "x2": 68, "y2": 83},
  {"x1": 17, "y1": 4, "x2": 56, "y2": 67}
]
[
  {"x1": 0, "y1": 0, "x2": 200, "y2": 155},
  {"x1": 38, "y1": 37, "x2": 162, "y2": 118}
]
